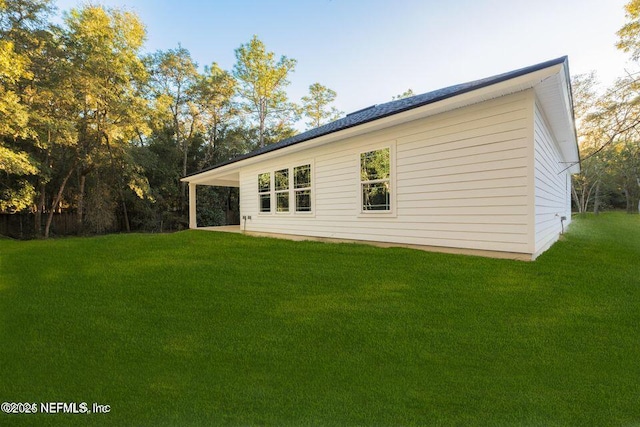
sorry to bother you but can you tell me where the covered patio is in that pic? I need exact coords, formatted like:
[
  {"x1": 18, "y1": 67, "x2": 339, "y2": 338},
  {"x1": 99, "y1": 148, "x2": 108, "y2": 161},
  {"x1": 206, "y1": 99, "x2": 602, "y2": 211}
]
[{"x1": 185, "y1": 168, "x2": 240, "y2": 230}]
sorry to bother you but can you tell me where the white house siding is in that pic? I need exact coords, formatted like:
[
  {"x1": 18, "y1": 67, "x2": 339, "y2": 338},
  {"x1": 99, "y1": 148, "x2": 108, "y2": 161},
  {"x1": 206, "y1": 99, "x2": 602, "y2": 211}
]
[
  {"x1": 533, "y1": 100, "x2": 572, "y2": 258},
  {"x1": 240, "y1": 90, "x2": 536, "y2": 256}
]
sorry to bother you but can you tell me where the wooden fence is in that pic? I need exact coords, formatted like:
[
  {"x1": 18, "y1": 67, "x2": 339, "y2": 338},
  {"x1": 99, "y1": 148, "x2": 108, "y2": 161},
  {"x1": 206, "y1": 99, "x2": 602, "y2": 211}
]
[{"x1": 0, "y1": 212, "x2": 79, "y2": 239}]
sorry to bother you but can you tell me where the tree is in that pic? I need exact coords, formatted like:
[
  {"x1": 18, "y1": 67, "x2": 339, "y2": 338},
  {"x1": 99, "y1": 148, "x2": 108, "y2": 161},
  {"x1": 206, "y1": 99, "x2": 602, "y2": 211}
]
[
  {"x1": 147, "y1": 46, "x2": 200, "y2": 210},
  {"x1": 37, "y1": 4, "x2": 150, "y2": 237},
  {"x1": 610, "y1": 139, "x2": 640, "y2": 212},
  {"x1": 616, "y1": 0, "x2": 640, "y2": 213},
  {"x1": 26, "y1": 25, "x2": 80, "y2": 236},
  {"x1": 233, "y1": 35, "x2": 297, "y2": 148},
  {"x1": 571, "y1": 73, "x2": 607, "y2": 213},
  {"x1": 192, "y1": 62, "x2": 236, "y2": 166},
  {"x1": 0, "y1": 0, "x2": 53, "y2": 214},
  {"x1": 300, "y1": 82, "x2": 342, "y2": 129},
  {"x1": 392, "y1": 88, "x2": 415, "y2": 100},
  {"x1": 0, "y1": 39, "x2": 36, "y2": 212},
  {"x1": 571, "y1": 67, "x2": 640, "y2": 214},
  {"x1": 617, "y1": 0, "x2": 640, "y2": 61}
]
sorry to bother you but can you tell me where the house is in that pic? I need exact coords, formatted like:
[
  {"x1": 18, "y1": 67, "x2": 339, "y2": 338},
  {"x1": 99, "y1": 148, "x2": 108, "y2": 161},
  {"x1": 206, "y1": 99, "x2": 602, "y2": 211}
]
[{"x1": 182, "y1": 57, "x2": 580, "y2": 260}]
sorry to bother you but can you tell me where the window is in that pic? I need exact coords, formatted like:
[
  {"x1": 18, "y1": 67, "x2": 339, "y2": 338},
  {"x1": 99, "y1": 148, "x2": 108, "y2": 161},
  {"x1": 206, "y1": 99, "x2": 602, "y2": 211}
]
[
  {"x1": 259, "y1": 163, "x2": 313, "y2": 215},
  {"x1": 294, "y1": 164, "x2": 311, "y2": 212},
  {"x1": 360, "y1": 148, "x2": 390, "y2": 211},
  {"x1": 275, "y1": 168, "x2": 289, "y2": 212},
  {"x1": 258, "y1": 172, "x2": 271, "y2": 213}
]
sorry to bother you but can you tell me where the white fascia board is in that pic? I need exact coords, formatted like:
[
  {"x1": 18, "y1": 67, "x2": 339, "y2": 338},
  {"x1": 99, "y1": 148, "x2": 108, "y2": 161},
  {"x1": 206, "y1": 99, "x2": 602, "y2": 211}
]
[
  {"x1": 188, "y1": 178, "x2": 239, "y2": 187},
  {"x1": 533, "y1": 64, "x2": 580, "y2": 174}
]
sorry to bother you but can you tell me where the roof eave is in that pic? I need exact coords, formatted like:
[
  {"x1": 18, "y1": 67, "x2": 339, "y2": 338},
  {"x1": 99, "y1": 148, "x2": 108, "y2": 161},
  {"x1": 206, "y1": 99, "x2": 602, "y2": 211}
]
[{"x1": 183, "y1": 57, "x2": 579, "y2": 183}]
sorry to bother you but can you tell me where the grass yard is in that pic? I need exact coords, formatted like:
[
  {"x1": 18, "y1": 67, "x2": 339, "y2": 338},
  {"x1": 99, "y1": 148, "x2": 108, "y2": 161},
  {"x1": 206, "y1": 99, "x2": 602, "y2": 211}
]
[{"x1": 1, "y1": 213, "x2": 639, "y2": 426}]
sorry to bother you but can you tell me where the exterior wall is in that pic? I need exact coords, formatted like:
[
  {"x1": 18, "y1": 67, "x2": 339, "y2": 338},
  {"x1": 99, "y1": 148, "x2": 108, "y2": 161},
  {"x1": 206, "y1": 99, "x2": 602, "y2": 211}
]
[
  {"x1": 533, "y1": 100, "x2": 572, "y2": 258},
  {"x1": 239, "y1": 90, "x2": 538, "y2": 256}
]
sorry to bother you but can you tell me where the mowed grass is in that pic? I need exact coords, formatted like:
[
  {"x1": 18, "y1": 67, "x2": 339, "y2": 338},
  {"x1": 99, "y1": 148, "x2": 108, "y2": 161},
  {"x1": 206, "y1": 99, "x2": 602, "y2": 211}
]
[{"x1": 0, "y1": 213, "x2": 639, "y2": 426}]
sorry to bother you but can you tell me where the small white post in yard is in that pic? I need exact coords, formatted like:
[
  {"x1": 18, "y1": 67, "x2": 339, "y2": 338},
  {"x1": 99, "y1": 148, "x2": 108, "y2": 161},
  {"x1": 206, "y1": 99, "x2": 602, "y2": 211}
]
[{"x1": 188, "y1": 183, "x2": 197, "y2": 229}]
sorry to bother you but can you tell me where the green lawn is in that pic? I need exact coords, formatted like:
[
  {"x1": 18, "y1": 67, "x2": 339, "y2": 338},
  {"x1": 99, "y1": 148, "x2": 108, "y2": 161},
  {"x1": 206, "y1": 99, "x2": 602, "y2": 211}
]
[{"x1": 1, "y1": 213, "x2": 639, "y2": 426}]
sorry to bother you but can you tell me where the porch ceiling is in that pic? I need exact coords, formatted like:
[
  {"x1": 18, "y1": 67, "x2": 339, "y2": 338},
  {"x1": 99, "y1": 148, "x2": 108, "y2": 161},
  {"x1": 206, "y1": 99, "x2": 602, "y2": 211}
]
[{"x1": 187, "y1": 171, "x2": 239, "y2": 187}]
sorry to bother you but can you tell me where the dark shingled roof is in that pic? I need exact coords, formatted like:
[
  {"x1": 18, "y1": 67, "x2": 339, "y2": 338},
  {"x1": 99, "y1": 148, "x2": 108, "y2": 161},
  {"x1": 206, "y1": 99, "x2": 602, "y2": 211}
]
[{"x1": 185, "y1": 56, "x2": 568, "y2": 178}]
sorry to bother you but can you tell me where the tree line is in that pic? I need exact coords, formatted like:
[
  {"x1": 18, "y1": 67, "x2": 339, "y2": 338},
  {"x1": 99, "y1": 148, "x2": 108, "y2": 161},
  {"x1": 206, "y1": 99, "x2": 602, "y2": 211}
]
[
  {"x1": 3, "y1": 0, "x2": 640, "y2": 240},
  {"x1": 571, "y1": 0, "x2": 640, "y2": 215},
  {"x1": 0, "y1": 0, "x2": 342, "y2": 237}
]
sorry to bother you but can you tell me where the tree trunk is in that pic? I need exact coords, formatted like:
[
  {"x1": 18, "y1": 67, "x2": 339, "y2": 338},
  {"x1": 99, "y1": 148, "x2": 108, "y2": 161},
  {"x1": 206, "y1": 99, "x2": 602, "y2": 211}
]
[
  {"x1": 571, "y1": 186, "x2": 583, "y2": 214},
  {"x1": 181, "y1": 137, "x2": 188, "y2": 213},
  {"x1": 259, "y1": 98, "x2": 266, "y2": 148},
  {"x1": 628, "y1": 184, "x2": 640, "y2": 214},
  {"x1": 34, "y1": 181, "x2": 46, "y2": 238},
  {"x1": 44, "y1": 164, "x2": 75, "y2": 239},
  {"x1": 122, "y1": 198, "x2": 130, "y2": 232},
  {"x1": 593, "y1": 181, "x2": 601, "y2": 215},
  {"x1": 77, "y1": 172, "x2": 86, "y2": 233},
  {"x1": 637, "y1": 176, "x2": 640, "y2": 214},
  {"x1": 104, "y1": 133, "x2": 131, "y2": 232},
  {"x1": 35, "y1": 136, "x2": 51, "y2": 238}
]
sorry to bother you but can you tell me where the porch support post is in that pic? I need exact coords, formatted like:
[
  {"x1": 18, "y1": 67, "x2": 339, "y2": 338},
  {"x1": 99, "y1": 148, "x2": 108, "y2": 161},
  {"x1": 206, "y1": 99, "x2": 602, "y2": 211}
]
[{"x1": 188, "y1": 182, "x2": 197, "y2": 229}]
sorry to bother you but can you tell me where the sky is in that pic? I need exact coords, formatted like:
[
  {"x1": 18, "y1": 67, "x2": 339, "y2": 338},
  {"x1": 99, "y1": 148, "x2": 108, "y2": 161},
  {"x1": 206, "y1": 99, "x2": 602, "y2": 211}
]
[{"x1": 52, "y1": 0, "x2": 633, "y2": 116}]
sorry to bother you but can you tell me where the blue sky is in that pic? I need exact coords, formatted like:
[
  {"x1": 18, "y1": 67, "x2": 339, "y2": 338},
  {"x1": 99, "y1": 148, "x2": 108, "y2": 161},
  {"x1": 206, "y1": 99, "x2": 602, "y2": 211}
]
[{"x1": 54, "y1": 0, "x2": 631, "y2": 115}]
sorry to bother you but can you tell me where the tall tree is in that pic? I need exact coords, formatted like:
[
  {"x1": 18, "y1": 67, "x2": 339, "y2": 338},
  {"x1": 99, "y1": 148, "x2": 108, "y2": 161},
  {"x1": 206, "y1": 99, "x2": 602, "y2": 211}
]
[
  {"x1": 192, "y1": 62, "x2": 236, "y2": 166},
  {"x1": 616, "y1": 0, "x2": 640, "y2": 213},
  {"x1": 233, "y1": 35, "x2": 297, "y2": 148},
  {"x1": 610, "y1": 139, "x2": 640, "y2": 212},
  {"x1": 26, "y1": 23, "x2": 81, "y2": 236},
  {"x1": 0, "y1": 0, "x2": 54, "y2": 214},
  {"x1": 300, "y1": 82, "x2": 342, "y2": 129},
  {"x1": 147, "y1": 47, "x2": 200, "y2": 211},
  {"x1": 44, "y1": 4, "x2": 149, "y2": 237},
  {"x1": 571, "y1": 73, "x2": 606, "y2": 213}
]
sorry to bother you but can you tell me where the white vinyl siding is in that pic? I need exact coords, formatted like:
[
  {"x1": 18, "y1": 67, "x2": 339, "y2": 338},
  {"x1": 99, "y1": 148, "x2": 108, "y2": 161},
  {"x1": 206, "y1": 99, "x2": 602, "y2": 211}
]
[
  {"x1": 240, "y1": 91, "x2": 536, "y2": 255},
  {"x1": 533, "y1": 101, "x2": 571, "y2": 257}
]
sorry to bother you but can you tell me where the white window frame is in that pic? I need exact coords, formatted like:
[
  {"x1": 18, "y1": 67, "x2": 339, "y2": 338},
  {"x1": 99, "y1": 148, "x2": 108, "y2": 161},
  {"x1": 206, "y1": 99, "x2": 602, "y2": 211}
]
[
  {"x1": 257, "y1": 161, "x2": 315, "y2": 216},
  {"x1": 257, "y1": 171, "x2": 272, "y2": 214},
  {"x1": 293, "y1": 163, "x2": 313, "y2": 214},
  {"x1": 274, "y1": 168, "x2": 290, "y2": 214},
  {"x1": 358, "y1": 142, "x2": 396, "y2": 217}
]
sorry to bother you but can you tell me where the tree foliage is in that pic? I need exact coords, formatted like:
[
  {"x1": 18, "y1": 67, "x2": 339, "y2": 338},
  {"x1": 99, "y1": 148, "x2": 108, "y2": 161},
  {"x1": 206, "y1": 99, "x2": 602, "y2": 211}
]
[
  {"x1": 192, "y1": 62, "x2": 236, "y2": 167},
  {"x1": 392, "y1": 88, "x2": 414, "y2": 100},
  {"x1": 0, "y1": 0, "x2": 51, "y2": 213},
  {"x1": 300, "y1": 83, "x2": 342, "y2": 129},
  {"x1": 617, "y1": 0, "x2": 640, "y2": 61},
  {"x1": 570, "y1": 0, "x2": 640, "y2": 215},
  {"x1": 0, "y1": 4, "x2": 345, "y2": 237},
  {"x1": 233, "y1": 35, "x2": 298, "y2": 148}
]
